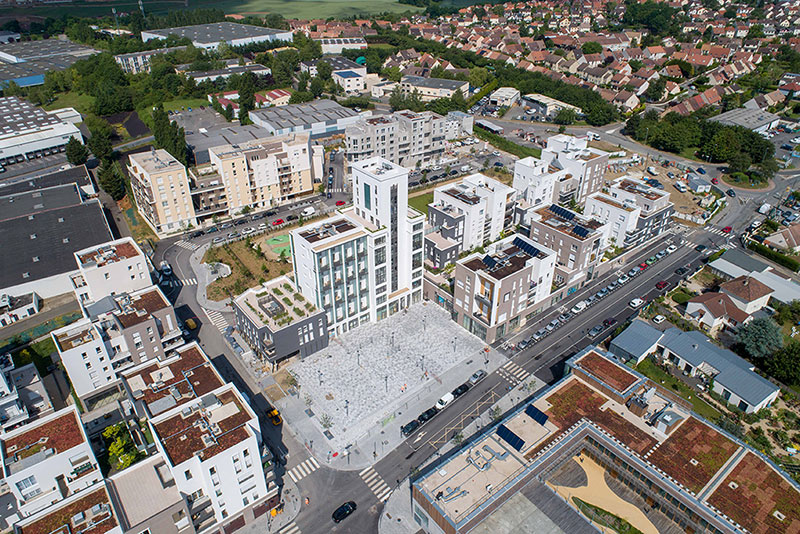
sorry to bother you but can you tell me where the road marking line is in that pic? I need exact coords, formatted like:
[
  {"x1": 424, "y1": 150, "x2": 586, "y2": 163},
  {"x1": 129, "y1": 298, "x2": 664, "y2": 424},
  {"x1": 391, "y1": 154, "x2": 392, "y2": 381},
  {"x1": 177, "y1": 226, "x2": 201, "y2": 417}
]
[
  {"x1": 359, "y1": 466, "x2": 373, "y2": 476},
  {"x1": 288, "y1": 471, "x2": 298, "y2": 483}
]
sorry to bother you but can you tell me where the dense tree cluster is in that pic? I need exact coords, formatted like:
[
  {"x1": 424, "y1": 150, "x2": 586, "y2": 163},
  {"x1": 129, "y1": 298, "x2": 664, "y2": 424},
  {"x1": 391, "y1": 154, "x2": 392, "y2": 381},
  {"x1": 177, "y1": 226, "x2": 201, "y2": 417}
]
[
  {"x1": 622, "y1": 0, "x2": 681, "y2": 35},
  {"x1": 152, "y1": 106, "x2": 188, "y2": 166},
  {"x1": 625, "y1": 111, "x2": 776, "y2": 176}
]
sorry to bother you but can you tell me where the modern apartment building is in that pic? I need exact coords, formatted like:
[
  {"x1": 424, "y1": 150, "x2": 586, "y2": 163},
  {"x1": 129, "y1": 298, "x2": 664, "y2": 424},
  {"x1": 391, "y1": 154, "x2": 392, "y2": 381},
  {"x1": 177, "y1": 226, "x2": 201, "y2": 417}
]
[
  {"x1": 149, "y1": 384, "x2": 273, "y2": 532},
  {"x1": 15, "y1": 482, "x2": 121, "y2": 534},
  {"x1": 0, "y1": 352, "x2": 52, "y2": 433},
  {"x1": 291, "y1": 157, "x2": 424, "y2": 337},
  {"x1": 52, "y1": 285, "x2": 183, "y2": 410},
  {"x1": 512, "y1": 155, "x2": 563, "y2": 220},
  {"x1": 529, "y1": 204, "x2": 606, "y2": 294},
  {"x1": 586, "y1": 176, "x2": 674, "y2": 249},
  {"x1": 234, "y1": 276, "x2": 329, "y2": 365},
  {"x1": 128, "y1": 149, "x2": 197, "y2": 237},
  {"x1": 425, "y1": 174, "x2": 516, "y2": 269},
  {"x1": 71, "y1": 237, "x2": 151, "y2": 304},
  {"x1": 345, "y1": 110, "x2": 450, "y2": 169},
  {"x1": 0, "y1": 407, "x2": 102, "y2": 518},
  {"x1": 114, "y1": 46, "x2": 187, "y2": 74},
  {"x1": 451, "y1": 234, "x2": 556, "y2": 343},
  {"x1": 197, "y1": 133, "x2": 321, "y2": 220},
  {"x1": 540, "y1": 134, "x2": 609, "y2": 205}
]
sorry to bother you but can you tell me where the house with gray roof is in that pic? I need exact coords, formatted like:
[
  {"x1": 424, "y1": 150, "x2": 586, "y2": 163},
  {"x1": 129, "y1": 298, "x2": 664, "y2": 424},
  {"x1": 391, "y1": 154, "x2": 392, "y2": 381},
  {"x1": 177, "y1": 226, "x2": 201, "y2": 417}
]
[{"x1": 609, "y1": 323, "x2": 780, "y2": 414}]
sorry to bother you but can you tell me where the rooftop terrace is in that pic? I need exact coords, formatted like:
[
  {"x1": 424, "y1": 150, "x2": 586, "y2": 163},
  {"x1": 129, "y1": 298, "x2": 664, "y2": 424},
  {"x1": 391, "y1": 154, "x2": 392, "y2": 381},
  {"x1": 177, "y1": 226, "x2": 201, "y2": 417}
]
[
  {"x1": 236, "y1": 277, "x2": 318, "y2": 331},
  {"x1": 17, "y1": 486, "x2": 117, "y2": 534},
  {"x1": 76, "y1": 239, "x2": 141, "y2": 268},
  {"x1": 53, "y1": 321, "x2": 97, "y2": 351},
  {"x1": 153, "y1": 389, "x2": 252, "y2": 465},
  {"x1": 123, "y1": 344, "x2": 224, "y2": 417},
  {"x1": 112, "y1": 288, "x2": 170, "y2": 328},
  {"x1": 2, "y1": 410, "x2": 85, "y2": 474},
  {"x1": 461, "y1": 236, "x2": 550, "y2": 281},
  {"x1": 617, "y1": 179, "x2": 668, "y2": 202},
  {"x1": 535, "y1": 204, "x2": 603, "y2": 240},
  {"x1": 297, "y1": 218, "x2": 359, "y2": 244}
]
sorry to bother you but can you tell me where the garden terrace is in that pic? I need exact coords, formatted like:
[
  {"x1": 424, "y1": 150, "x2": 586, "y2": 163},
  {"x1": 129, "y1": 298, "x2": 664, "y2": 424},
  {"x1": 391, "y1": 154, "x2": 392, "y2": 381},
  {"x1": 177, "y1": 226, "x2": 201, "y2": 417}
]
[
  {"x1": 575, "y1": 350, "x2": 640, "y2": 393},
  {"x1": 122, "y1": 344, "x2": 224, "y2": 417},
  {"x1": 76, "y1": 240, "x2": 140, "y2": 267},
  {"x1": 646, "y1": 417, "x2": 740, "y2": 494},
  {"x1": 237, "y1": 277, "x2": 317, "y2": 330},
  {"x1": 708, "y1": 452, "x2": 800, "y2": 534},
  {"x1": 153, "y1": 389, "x2": 252, "y2": 465},
  {"x1": 17, "y1": 486, "x2": 117, "y2": 534},
  {"x1": 2, "y1": 410, "x2": 85, "y2": 472}
]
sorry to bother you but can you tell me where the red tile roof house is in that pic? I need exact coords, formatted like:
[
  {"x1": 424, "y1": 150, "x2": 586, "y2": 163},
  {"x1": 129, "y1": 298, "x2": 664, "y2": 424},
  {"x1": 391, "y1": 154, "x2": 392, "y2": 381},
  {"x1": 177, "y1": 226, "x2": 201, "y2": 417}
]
[
  {"x1": 686, "y1": 291, "x2": 752, "y2": 331},
  {"x1": 765, "y1": 222, "x2": 800, "y2": 254},
  {"x1": 0, "y1": 407, "x2": 102, "y2": 518}
]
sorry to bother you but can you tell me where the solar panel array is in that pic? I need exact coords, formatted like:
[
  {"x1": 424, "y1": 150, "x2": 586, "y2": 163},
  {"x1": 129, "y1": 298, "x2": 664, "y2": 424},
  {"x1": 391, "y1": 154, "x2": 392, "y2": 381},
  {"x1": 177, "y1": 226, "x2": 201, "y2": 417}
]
[
  {"x1": 496, "y1": 424, "x2": 525, "y2": 451},
  {"x1": 548, "y1": 204, "x2": 575, "y2": 221},
  {"x1": 483, "y1": 255, "x2": 498, "y2": 269},
  {"x1": 572, "y1": 225, "x2": 590, "y2": 238},
  {"x1": 512, "y1": 236, "x2": 541, "y2": 258},
  {"x1": 525, "y1": 404, "x2": 549, "y2": 425}
]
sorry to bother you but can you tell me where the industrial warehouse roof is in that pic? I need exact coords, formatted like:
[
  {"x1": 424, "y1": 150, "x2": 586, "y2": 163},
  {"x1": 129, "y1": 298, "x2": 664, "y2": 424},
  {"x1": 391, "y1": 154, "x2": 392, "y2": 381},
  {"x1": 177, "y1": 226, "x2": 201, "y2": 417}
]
[
  {"x1": 0, "y1": 96, "x2": 63, "y2": 134},
  {"x1": 0, "y1": 184, "x2": 112, "y2": 290},
  {"x1": 401, "y1": 75, "x2": 468, "y2": 90},
  {"x1": 709, "y1": 107, "x2": 779, "y2": 131},
  {"x1": 0, "y1": 165, "x2": 91, "y2": 197},
  {"x1": 249, "y1": 99, "x2": 359, "y2": 131},
  {"x1": 302, "y1": 55, "x2": 362, "y2": 72},
  {"x1": 142, "y1": 22, "x2": 288, "y2": 45}
]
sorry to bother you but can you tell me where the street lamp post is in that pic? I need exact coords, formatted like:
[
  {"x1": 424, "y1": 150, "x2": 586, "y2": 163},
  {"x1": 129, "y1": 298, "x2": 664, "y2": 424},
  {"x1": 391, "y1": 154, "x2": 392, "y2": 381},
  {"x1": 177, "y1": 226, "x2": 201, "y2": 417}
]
[
  {"x1": 385, "y1": 375, "x2": 388, "y2": 393},
  {"x1": 345, "y1": 399, "x2": 349, "y2": 417}
]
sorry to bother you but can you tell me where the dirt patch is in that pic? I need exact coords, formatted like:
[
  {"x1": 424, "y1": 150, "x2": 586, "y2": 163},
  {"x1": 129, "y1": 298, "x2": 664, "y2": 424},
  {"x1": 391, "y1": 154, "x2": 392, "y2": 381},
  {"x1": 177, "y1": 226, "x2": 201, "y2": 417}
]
[
  {"x1": 203, "y1": 239, "x2": 292, "y2": 301},
  {"x1": 263, "y1": 383, "x2": 285, "y2": 403}
]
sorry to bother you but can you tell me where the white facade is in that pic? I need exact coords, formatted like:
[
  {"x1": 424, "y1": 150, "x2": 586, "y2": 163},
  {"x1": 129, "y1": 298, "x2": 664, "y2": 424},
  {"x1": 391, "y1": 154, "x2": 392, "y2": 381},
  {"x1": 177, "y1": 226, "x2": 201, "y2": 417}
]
[
  {"x1": 72, "y1": 237, "x2": 150, "y2": 304},
  {"x1": 51, "y1": 319, "x2": 120, "y2": 402},
  {"x1": 585, "y1": 193, "x2": 641, "y2": 248},
  {"x1": 333, "y1": 71, "x2": 365, "y2": 93},
  {"x1": 0, "y1": 407, "x2": 101, "y2": 518},
  {"x1": 489, "y1": 87, "x2": 521, "y2": 107},
  {"x1": 513, "y1": 156, "x2": 561, "y2": 210},
  {"x1": 291, "y1": 157, "x2": 424, "y2": 337},
  {"x1": 151, "y1": 385, "x2": 269, "y2": 525},
  {"x1": 0, "y1": 115, "x2": 82, "y2": 164},
  {"x1": 540, "y1": 134, "x2": 609, "y2": 204}
]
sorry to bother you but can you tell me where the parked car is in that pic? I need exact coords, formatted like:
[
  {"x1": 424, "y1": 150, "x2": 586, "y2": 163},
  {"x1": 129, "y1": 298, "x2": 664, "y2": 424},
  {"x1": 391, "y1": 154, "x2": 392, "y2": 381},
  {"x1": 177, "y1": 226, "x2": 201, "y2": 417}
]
[
  {"x1": 588, "y1": 325, "x2": 604, "y2": 338},
  {"x1": 656, "y1": 280, "x2": 669, "y2": 290},
  {"x1": 603, "y1": 318, "x2": 617, "y2": 327},
  {"x1": 695, "y1": 167, "x2": 706, "y2": 174},
  {"x1": 190, "y1": 230, "x2": 204, "y2": 238},
  {"x1": 258, "y1": 223, "x2": 267, "y2": 230},
  {"x1": 401, "y1": 420, "x2": 420, "y2": 436},
  {"x1": 272, "y1": 219, "x2": 284, "y2": 226},
  {"x1": 234, "y1": 219, "x2": 247, "y2": 226},
  {"x1": 781, "y1": 144, "x2": 793, "y2": 151},
  {"x1": 336, "y1": 200, "x2": 346, "y2": 206},
  {"x1": 332, "y1": 502, "x2": 357, "y2": 523},
  {"x1": 722, "y1": 226, "x2": 732, "y2": 233},
  {"x1": 206, "y1": 226, "x2": 219, "y2": 233},
  {"x1": 517, "y1": 339, "x2": 530, "y2": 350},
  {"x1": 220, "y1": 223, "x2": 233, "y2": 229},
  {"x1": 653, "y1": 315, "x2": 666, "y2": 324},
  {"x1": 675, "y1": 267, "x2": 689, "y2": 275},
  {"x1": 159, "y1": 261, "x2": 172, "y2": 276},
  {"x1": 711, "y1": 177, "x2": 719, "y2": 184},
  {"x1": 452, "y1": 383, "x2": 470, "y2": 398},
  {"x1": 629, "y1": 298, "x2": 645, "y2": 309},
  {"x1": 212, "y1": 236, "x2": 225, "y2": 244},
  {"x1": 267, "y1": 408, "x2": 282, "y2": 426},
  {"x1": 558, "y1": 313, "x2": 572, "y2": 323},
  {"x1": 666, "y1": 244, "x2": 677, "y2": 253},
  {"x1": 469, "y1": 370, "x2": 487, "y2": 385},
  {"x1": 287, "y1": 214, "x2": 298, "y2": 221},
  {"x1": 695, "y1": 244, "x2": 707, "y2": 252},
  {"x1": 617, "y1": 274, "x2": 630, "y2": 285},
  {"x1": 418, "y1": 407, "x2": 439, "y2": 424},
  {"x1": 726, "y1": 189, "x2": 736, "y2": 197},
  {"x1": 436, "y1": 393, "x2": 455, "y2": 409},
  {"x1": 628, "y1": 267, "x2": 640, "y2": 277},
  {"x1": 571, "y1": 301, "x2": 587, "y2": 314}
]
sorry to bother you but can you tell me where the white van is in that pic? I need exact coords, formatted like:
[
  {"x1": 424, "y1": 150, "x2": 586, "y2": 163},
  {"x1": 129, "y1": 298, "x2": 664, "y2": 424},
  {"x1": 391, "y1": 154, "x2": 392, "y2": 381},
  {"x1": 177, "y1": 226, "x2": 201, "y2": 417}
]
[
  {"x1": 436, "y1": 392, "x2": 455, "y2": 409},
  {"x1": 301, "y1": 206, "x2": 316, "y2": 217}
]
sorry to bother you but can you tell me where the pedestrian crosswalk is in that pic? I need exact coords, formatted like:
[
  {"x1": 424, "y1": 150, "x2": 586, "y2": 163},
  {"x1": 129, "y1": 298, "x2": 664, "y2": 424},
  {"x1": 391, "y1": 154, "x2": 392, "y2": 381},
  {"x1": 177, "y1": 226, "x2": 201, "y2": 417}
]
[
  {"x1": 175, "y1": 278, "x2": 197, "y2": 286},
  {"x1": 359, "y1": 466, "x2": 392, "y2": 503},
  {"x1": 204, "y1": 309, "x2": 229, "y2": 333},
  {"x1": 175, "y1": 239, "x2": 201, "y2": 251},
  {"x1": 277, "y1": 522, "x2": 300, "y2": 534},
  {"x1": 706, "y1": 227, "x2": 732, "y2": 237},
  {"x1": 498, "y1": 360, "x2": 530, "y2": 386},
  {"x1": 287, "y1": 456, "x2": 320, "y2": 483}
]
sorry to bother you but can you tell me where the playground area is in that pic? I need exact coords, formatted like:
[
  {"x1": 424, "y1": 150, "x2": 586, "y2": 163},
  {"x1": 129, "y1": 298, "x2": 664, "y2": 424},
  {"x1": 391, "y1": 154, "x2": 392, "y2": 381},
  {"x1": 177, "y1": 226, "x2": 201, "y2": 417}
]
[{"x1": 264, "y1": 234, "x2": 291, "y2": 257}]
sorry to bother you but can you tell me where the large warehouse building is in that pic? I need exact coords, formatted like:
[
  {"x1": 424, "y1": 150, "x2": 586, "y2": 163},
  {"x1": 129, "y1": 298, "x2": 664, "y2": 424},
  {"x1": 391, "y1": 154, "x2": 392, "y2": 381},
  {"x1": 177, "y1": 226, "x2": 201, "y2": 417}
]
[
  {"x1": 249, "y1": 99, "x2": 363, "y2": 137},
  {"x1": 141, "y1": 22, "x2": 292, "y2": 50},
  {"x1": 0, "y1": 97, "x2": 83, "y2": 168},
  {"x1": 0, "y1": 38, "x2": 96, "y2": 87}
]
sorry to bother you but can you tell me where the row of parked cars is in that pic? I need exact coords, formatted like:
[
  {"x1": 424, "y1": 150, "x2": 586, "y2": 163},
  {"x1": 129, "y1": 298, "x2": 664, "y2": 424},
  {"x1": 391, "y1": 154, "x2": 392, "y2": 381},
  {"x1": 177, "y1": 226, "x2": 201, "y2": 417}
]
[{"x1": 400, "y1": 370, "x2": 487, "y2": 437}]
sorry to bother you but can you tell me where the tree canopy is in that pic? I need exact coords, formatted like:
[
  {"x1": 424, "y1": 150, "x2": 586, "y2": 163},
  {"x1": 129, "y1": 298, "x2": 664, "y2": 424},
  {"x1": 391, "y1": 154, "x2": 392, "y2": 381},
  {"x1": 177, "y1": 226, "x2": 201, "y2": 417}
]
[{"x1": 736, "y1": 317, "x2": 784, "y2": 361}]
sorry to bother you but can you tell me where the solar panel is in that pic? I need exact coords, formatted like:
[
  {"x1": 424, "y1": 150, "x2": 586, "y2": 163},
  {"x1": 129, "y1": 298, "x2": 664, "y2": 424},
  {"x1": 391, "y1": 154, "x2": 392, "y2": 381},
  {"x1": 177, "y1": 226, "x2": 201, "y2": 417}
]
[
  {"x1": 548, "y1": 204, "x2": 575, "y2": 221},
  {"x1": 496, "y1": 424, "x2": 525, "y2": 451},
  {"x1": 525, "y1": 404, "x2": 549, "y2": 425},
  {"x1": 573, "y1": 225, "x2": 589, "y2": 238},
  {"x1": 513, "y1": 236, "x2": 541, "y2": 258},
  {"x1": 483, "y1": 255, "x2": 497, "y2": 269}
]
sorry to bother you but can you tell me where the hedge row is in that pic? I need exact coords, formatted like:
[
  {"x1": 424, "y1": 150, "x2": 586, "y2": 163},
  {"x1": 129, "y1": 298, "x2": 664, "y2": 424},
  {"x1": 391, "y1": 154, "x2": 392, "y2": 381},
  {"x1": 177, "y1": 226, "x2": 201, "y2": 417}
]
[{"x1": 748, "y1": 241, "x2": 800, "y2": 272}]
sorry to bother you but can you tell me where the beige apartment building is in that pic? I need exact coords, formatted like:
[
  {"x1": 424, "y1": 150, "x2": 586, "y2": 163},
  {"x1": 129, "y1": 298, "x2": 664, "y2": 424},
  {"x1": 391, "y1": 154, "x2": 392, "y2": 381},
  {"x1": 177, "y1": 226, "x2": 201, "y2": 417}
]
[
  {"x1": 198, "y1": 133, "x2": 321, "y2": 220},
  {"x1": 127, "y1": 149, "x2": 197, "y2": 237}
]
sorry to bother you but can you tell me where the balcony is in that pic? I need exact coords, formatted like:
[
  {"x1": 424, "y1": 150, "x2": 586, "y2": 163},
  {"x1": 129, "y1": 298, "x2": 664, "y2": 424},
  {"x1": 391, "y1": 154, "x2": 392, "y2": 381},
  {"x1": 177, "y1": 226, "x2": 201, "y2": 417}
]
[{"x1": 474, "y1": 292, "x2": 492, "y2": 307}]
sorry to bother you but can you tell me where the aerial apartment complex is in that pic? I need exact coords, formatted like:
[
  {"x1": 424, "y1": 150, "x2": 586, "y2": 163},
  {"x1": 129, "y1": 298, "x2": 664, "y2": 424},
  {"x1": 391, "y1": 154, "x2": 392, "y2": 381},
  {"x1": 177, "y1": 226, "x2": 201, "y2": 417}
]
[
  {"x1": 411, "y1": 346, "x2": 800, "y2": 534},
  {"x1": 291, "y1": 157, "x2": 424, "y2": 337}
]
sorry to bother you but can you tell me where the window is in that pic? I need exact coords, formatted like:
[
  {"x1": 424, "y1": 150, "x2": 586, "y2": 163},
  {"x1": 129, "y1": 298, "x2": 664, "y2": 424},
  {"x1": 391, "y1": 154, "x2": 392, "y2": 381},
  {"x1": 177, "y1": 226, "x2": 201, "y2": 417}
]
[
  {"x1": 184, "y1": 470, "x2": 192, "y2": 480},
  {"x1": 375, "y1": 247, "x2": 386, "y2": 265}
]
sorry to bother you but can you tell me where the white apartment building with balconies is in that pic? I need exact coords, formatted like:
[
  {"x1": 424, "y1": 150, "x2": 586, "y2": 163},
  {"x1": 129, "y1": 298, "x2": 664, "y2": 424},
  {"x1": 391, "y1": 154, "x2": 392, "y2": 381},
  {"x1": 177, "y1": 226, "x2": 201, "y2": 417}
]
[{"x1": 71, "y1": 238, "x2": 151, "y2": 304}]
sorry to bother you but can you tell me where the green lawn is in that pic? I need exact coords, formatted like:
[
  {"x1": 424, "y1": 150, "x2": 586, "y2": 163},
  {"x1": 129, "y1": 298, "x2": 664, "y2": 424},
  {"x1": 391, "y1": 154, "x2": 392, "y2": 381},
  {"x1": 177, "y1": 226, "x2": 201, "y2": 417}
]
[
  {"x1": 721, "y1": 173, "x2": 769, "y2": 190},
  {"x1": 409, "y1": 192, "x2": 434, "y2": 215},
  {"x1": 679, "y1": 146, "x2": 702, "y2": 162},
  {"x1": 0, "y1": 0, "x2": 421, "y2": 18},
  {"x1": 44, "y1": 92, "x2": 96, "y2": 115},
  {"x1": 635, "y1": 358, "x2": 722, "y2": 421},
  {"x1": 12, "y1": 338, "x2": 56, "y2": 377}
]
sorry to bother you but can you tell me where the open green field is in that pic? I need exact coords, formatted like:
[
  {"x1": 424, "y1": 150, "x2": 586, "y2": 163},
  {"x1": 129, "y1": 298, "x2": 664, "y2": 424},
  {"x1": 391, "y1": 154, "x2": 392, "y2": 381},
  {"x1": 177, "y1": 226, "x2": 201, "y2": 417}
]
[
  {"x1": 44, "y1": 92, "x2": 96, "y2": 115},
  {"x1": 0, "y1": 0, "x2": 421, "y2": 19}
]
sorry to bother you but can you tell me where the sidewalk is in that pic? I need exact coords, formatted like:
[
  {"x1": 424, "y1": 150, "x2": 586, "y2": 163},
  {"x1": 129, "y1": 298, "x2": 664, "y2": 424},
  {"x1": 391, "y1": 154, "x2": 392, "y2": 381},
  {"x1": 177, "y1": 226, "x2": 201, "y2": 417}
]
[
  {"x1": 277, "y1": 340, "x2": 509, "y2": 471},
  {"x1": 379, "y1": 376, "x2": 546, "y2": 534},
  {"x1": 234, "y1": 477, "x2": 303, "y2": 534},
  {"x1": 188, "y1": 243, "x2": 233, "y2": 313}
]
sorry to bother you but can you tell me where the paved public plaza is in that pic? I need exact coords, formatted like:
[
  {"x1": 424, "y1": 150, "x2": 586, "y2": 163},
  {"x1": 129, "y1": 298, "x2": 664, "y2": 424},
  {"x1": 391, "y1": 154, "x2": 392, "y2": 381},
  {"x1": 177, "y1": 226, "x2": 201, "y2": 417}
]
[{"x1": 288, "y1": 302, "x2": 487, "y2": 454}]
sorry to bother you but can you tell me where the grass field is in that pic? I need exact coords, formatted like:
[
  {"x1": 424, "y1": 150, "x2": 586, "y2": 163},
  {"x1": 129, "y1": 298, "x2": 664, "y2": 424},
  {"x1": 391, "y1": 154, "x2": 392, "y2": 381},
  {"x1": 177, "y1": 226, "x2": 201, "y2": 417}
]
[
  {"x1": 635, "y1": 358, "x2": 722, "y2": 422},
  {"x1": 161, "y1": 97, "x2": 212, "y2": 112},
  {"x1": 0, "y1": 0, "x2": 421, "y2": 19},
  {"x1": 409, "y1": 191, "x2": 434, "y2": 215},
  {"x1": 44, "y1": 92, "x2": 96, "y2": 115}
]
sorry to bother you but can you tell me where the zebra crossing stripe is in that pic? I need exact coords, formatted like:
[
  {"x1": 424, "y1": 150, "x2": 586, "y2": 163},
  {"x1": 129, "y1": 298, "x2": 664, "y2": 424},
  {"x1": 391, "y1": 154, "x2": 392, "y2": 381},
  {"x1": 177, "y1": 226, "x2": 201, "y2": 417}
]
[
  {"x1": 278, "y1": 523, "x2": 300, "y2": 534},
  {"x1": 287, "y1": 457, "x2": 320, "y2": 483},
  {"x1": 204, "y1": 309, "x2": 229, "y2": 332},
  {"x1": 360, "y1": 467, "x2": 392, "y2": 502}
]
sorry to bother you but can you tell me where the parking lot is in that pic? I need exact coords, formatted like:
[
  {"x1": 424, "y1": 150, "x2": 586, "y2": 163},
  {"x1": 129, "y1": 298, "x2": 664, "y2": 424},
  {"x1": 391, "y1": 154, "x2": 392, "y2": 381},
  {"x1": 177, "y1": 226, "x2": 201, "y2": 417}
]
[{"x1": 170, "y1": 105, "x2": 228, "y2": 135}]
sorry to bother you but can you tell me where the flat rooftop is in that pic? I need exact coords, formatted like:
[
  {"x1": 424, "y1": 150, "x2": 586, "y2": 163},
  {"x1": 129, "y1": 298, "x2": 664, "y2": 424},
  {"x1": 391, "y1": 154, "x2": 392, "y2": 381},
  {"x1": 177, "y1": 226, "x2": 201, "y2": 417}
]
[
  {"x1": 414, "y1": 347, "x2": 800, "y2": 534},
  {"x1": 17, "y1": 486, "x2": 118, "y2": 534},
  {"x1": 303, "y1": 55, "x2": 362, "y2": 71},
  {"x1": 0, "y1": 96, "x2": 63, "y2": 135},
  {"x1": 0, "y1": 165, "x2": 92, "y2": 197},
  {"x1": 0, "y1": 184, "x2": 112, "y2": 289},
  {"x1": 402, "y1": 75, "x2": 467, "y2": 90},
  {"x1": 123, "y1": 343, "x2": 224, "y2": 417},
  {"x1": 236, "y1": 278, "x2": 318, "y2": 332},
  {"x1": 2, "y1": 410, "x2": 85, "y2": 475},
  {"x1": 187, "y1": 63, "x2": 269, "y2": 80},
  {"x1": 129, "y1": 148, "x2": 185, "y2": 175},
  {"x1": 0, "y1": 38, "x2": 95, "y2": 62},
  {"x1": 108, "y1": 455, "x2": 181, "y2": 530},
  {"x1": 709, "y1": 107, "x2": 779, "y2": 130},
  {"x1": 143, "y1": 22, "x2": 288, "y2": 44},
  {"x1": 112, "y1": 288, "x2": 171, "y2": 328},
  {"x1": 461, "y1": 236, "x2": 550, "y2": 280},
  {"x1": 617, "y1": 178, "x2": 668, "y2": 202},
  {"x1": 208, "y1": 131, "x2": 309, "y2": 161},
  {"x1": 153, "y1": 389, "x2": 252, "y2": 465},
  {"x1": 534, "y1": 204, "x2": 602, "y2": 240},
  {"x1": 297, "y1": 217, "x2": 359, "y2": 244},
  {"x1": 53, "y1": 321, "x2": 97, "y2": 351},
  {"x1": 76, "y1": 238, "x2": 141, "y2": 268},
  {"x1": 249, "y1": 99, "x2": 359, "y2": 130}
]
